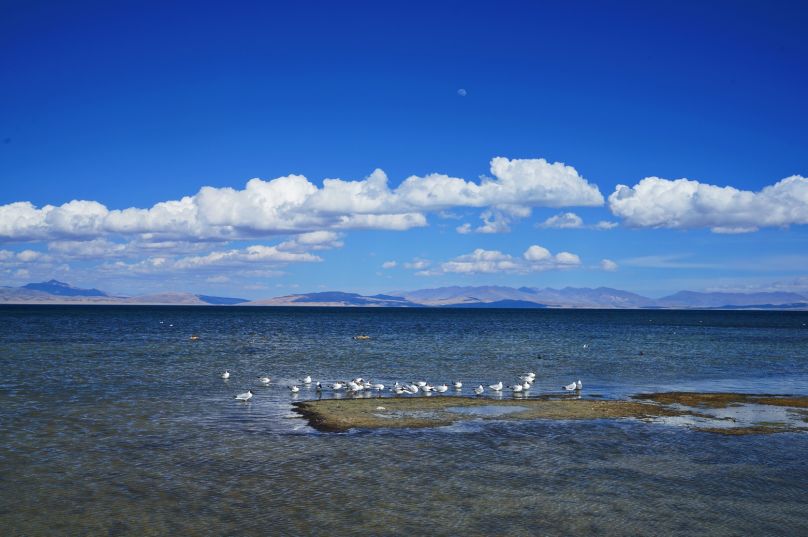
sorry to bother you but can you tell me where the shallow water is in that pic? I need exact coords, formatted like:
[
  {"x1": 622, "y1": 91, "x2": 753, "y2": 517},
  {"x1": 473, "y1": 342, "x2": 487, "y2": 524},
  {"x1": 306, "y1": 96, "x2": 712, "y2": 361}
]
[
  {"x1": 446, "y1": 405, "x2": 528, "y2": 416},
  {"x1": 1, "y1": 305, "x2": 807, "y2": 535}
]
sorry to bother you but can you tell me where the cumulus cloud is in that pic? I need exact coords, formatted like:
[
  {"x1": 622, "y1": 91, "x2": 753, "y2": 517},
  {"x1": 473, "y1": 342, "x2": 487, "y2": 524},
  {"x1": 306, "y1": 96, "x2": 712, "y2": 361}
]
[
  {"x1": 0, "y1": 157, "x2": 603, "y2": 243},
  {"x1": 382, "y1": 260, "x2": 397, "y2": 269},
  {"x1": 600, "y1": 259, "x2": 618, "y2": 271},
  {"x1": 420, "y1": 245, "x2": 582, "y2": 275},
  {"x1": 540, "y1": 212, "x2": 584, "y2": 229},
  {"x1": 609, "y1": 175, "x2": 808, "y2": 232},
  {"x1": 438, "y1": 249, "x2": 521, "y2": 274},
  {"x1": 456, "y1": 223, "x2": 472, "y2": 234}
]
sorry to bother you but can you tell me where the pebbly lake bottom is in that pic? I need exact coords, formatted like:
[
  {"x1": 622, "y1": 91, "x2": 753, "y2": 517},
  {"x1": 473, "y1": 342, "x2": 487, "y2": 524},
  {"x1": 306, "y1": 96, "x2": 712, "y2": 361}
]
[{"x1": 2, "y1": 305, "x2": 808, "y2": 535}]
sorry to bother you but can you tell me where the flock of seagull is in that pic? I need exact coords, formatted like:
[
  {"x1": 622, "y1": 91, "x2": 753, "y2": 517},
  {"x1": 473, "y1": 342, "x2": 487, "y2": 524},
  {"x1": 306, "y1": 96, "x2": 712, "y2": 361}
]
[{"x1": 227, "y1": 369, "x2": 583, "y2": 402}]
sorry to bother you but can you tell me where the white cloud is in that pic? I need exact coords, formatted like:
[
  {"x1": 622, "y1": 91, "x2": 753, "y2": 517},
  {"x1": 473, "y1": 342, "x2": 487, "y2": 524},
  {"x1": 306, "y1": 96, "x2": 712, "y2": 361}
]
[
  {"x1": 554, "y1": 252, "x2": 581, "y2": 265},
  {"x1": 523, "y1": 245, "x2": 551, "y2": 261},
  {"x1": 424, "y1": 245, "x2": 582, "y2": 275},
  {"x1": 600, "y1": 259, "x2": 618, "y2": 271},
  {"x1": 540, "y1": 212, "x2": 583, "y2": 229},
  {"x1": 539, "y1": 213, "x2": 618, "y2": 230},
  {"x1": 456, "y1": 223, "x2": 472, "y2": 234},
  {"x1": 173, "y1": 245, "x2": 320, "y2": 270},
  {"x1": 382, "y1": 260, "x2": 397, "y2": 269},
  {"x1": 47, "y1": 239, "x2": 128, "y2": 258},
  {"x1": 438, "y1": 249, "x2": 520, "y2": 274},
  {"x1": 404, "y1": 258, "x2": 431, "y2": 270},
  {"x1": 475, "y1": 210, "x2": 511, "y2": 233},
  {"x1": 0, "y1": 157, "x2": 603, "y2": 244},
  {"x1": 101, "y1": 243, "x2": 322, "y2": 276},
  {"x1": 594, "y1": 220, "x2": 618, "y2": 230},
  {"x1": 16, "y1": 249, "x2": 42, "y2": 262},
  {"x1": 609, "y1": 175, "x2": 808, "y2": 232},
  {"x1": 277, "y1": 231, "x2": 343, "y2": 252}
]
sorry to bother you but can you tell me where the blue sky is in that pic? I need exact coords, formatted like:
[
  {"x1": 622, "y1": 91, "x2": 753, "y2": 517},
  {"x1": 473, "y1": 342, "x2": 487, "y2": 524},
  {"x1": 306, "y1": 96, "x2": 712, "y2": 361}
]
[{"x1": 1, "y1": 0, "x2": 807, "y2": 298}]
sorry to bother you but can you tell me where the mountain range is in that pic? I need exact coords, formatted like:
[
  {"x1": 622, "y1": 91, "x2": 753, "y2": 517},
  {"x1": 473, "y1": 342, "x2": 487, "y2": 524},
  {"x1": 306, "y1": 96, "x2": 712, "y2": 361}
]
[
  {"x1": 2, "y1": 280, "x2": 806, "y2": 310},
  {"x1": 0, "y1": 280, "x2": 249, "y2": 305}
]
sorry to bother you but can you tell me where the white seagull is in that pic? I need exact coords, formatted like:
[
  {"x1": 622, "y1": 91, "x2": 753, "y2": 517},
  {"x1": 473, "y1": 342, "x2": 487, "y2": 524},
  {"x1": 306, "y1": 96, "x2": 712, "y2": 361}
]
[
  {"x1": 221, "y1": 370, "x2": 230, "y2": 379},
  {"x1": 562, "y1": 380, "x2": 580, "y2": 391},
  {"x1": 489, "y1": 381, "x2": 503, "y2": 392},
  {"x1": 434, "y1": 384, "x2": 449, "y2": 393},
  {"x1": 257, "y1": 376, "x2": 271, "y2": 384},
  {"x1": 348, "y1": 381, "x2": 362, "y2": 393},
  {"x1": 301, "y1": 375, "x2": 312, "y2": 384},
  {"x1": 330, "y1": 382, "x2": 345, "y2": 391},
  {"x1": 510, "y1": 384, "x2": 523, "y2": 393},
  {"x1": 521, "y1": 380, "x2": 532, "y2": 390},
  {"x1": 289, "y1": 385, "x2": 300, "y2": 393},
  {"x1": 452, "y1": 381, "x2": 462, "y2": 389},
  {"x1": 234, "y1": 389, "x2": 253, "y2": 401},
  {"x1": 576, "y1": 379, "x2": 583, "y2": 390},
  {"x1": 474, "y1": 385, "x2": 485, "y2": 395}
]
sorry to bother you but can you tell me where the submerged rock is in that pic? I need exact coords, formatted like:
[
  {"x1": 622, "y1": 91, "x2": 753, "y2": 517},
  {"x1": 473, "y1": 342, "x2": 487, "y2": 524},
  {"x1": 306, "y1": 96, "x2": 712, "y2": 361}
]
[{"x1": 293, "y1": 392, "x2": 808, "y2": 435}]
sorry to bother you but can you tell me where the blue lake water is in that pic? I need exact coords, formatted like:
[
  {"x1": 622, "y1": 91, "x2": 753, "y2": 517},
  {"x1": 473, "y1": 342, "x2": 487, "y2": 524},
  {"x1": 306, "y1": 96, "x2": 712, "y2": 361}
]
[{"x1": 1, "y1": 305, "x2": 807, "y2": 535}]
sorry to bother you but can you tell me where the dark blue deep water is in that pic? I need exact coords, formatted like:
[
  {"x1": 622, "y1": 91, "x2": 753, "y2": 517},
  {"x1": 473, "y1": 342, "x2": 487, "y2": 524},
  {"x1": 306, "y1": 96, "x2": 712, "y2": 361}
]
[{"x1": 1, "y1": 306, "x2": 807, "y2": 535}]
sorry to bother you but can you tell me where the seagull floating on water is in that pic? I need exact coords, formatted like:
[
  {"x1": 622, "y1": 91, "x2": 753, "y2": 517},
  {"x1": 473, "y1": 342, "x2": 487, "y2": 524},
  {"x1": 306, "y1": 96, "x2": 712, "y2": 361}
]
[
  {"x1": 257, "y1": 376, "x2": 271, "y2": 384},
  {"x1": 434, "y1": 384, "x2": 448, "y2": 393},
  {"x1": 474, "y1": 385, "x2": 485, "y2": 395},
  {"x1": 452, "y1": 381, "x2": 462, "y2": 389},
  {"x1": 221, "y1": 370, "x2": 230, "y2": 379},
  {"x1": 510, "y1": 384, "x2": 523, "y2": 393},
  {"x1": 234, "y1": 389, "x2": 253, "y2": 401},
  {"x1": 289, "y1": 385, "x2": 300, "y2": 393},
  {"x1": 301, "y1": 375, "x2": 312, "y2": 384},
  {"x1": 489, "y1": 381, "x2": 503, "y2": 392},
  {"x1": 330, "y1": 382, "x2": 345, "y2": 391}
]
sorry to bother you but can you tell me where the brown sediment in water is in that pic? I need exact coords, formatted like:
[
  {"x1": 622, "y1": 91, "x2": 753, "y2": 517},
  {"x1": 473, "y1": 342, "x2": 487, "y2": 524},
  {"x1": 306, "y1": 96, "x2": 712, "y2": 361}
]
[
  {"x1": 292, "y1": 396, "x2": 694, "y2": 433},
  {"x1": 632, "y1": 392, "x2": 808, "y2": 409}
]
